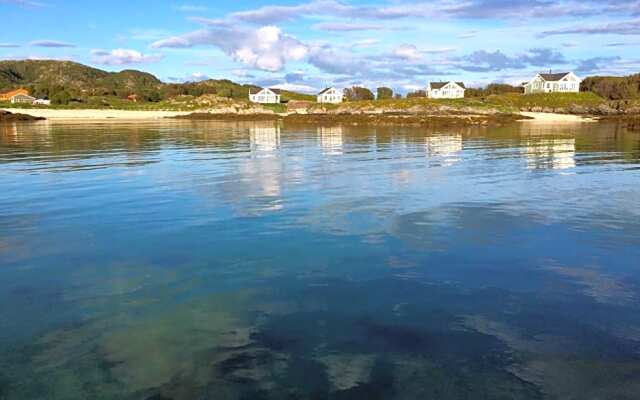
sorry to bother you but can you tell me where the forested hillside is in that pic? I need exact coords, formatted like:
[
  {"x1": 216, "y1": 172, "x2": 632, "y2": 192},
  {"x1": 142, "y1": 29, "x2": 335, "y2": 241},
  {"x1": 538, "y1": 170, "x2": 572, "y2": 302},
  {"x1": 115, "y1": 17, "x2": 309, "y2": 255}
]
[
  {"x1": 0, "y1": 60, "x2": 312, "y2": 105},
  {"x1": 581, "y1": 74, "x2": 640, "y2": 100}
]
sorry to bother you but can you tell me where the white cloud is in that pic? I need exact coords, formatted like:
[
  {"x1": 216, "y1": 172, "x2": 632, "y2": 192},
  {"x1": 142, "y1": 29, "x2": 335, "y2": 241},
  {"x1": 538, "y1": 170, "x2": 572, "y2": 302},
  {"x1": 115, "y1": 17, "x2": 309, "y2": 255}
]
[
  {"x1": 188, "y1": 71, "x2": 210, "y2": 81},
  {"x1": 228, "y1": 0, "x2": 439, "y2": 24},
  {"x1": 153, "y1": 25, "x2": 308, "y2": 72},
  {"x1": 0, "y1": 43, "x2": 20, "y2": 48},
  {"x1": 402, "y1": 83, "x2": 425, "y2": 91},
  {"x1": 392, "y1": 44, "x2": 421, "y2": 61},
  {"x1": 349, "y1": 39, "x2": 380, "y2": 49},
  {"x1": 313, "y1": 22, "x2": 383, "y2": 31},
  {"x1": 128, "y1": 28, "x2": 172, "y2": 41},
  {"x1": 30, "y1": 40, "x2": 76, "y2": 48},
  {"x1": 90, "y1": 48, "x2": 164, "y2": 65},
  {"x1": 457, "y1": 30, "x2": 478, "y2": 39},
  {"x1": 272, "y1": 82, "x2": 317, "y2": 93}
]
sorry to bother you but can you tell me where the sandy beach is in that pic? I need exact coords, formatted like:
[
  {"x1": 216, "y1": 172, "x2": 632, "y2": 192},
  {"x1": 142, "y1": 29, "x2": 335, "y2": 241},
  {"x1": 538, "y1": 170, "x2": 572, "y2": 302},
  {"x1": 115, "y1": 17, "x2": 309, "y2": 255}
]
[
  {"x1": 3, "y1": 108, "x2": 600, "y2": 124},
  {"x1": 519, "y1": 112, "x2": 597, "y2": 123},
  {"x1": 2, "y1": 108, "x2": 191, "y2": 121}
]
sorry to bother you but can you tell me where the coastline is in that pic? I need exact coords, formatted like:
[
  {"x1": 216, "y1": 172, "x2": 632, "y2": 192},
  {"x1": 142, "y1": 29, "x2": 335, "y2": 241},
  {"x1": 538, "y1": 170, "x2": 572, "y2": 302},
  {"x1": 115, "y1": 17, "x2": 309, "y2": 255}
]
[
  {"x1": 1, "y1": 107, "x2": 602, "y2": 125},
  {"x1": 519, "y1": 112, "x2": 597, "y2": 123},
  {"x1": 1, "y1": 108, "x2": 192, "y2": 121}
]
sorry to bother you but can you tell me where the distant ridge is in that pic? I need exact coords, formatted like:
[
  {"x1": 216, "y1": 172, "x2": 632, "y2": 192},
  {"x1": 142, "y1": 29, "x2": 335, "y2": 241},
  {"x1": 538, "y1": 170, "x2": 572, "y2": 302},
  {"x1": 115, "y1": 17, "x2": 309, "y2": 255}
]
[{"x1": 0, "y1": 60, "x2": 313, "y2": 103}]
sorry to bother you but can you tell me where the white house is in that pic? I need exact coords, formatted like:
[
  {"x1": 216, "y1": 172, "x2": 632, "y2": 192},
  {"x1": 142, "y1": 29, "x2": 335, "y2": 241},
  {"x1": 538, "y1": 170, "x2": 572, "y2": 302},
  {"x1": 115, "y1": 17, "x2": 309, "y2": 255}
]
[
  {"x1": 10, "y1": 94, "x2": 36, "y2": 104},
  {"x1": 317, "y1": 87, "x2": 343, "y2": 104},
  {"x1": 426, "y1": 82, "x2": 466, "y2": 99},
  {"x1": 523, "y1": 72, "x2": 581, "y2": 95},
  {"x1": 249, "y1": 88, "x2": 282, "y2": 104}
]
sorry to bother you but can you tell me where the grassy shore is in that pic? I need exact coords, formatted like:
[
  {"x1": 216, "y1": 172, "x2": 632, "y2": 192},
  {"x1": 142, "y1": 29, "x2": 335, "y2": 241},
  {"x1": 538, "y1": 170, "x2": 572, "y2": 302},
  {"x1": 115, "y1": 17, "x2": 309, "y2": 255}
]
[
  {"x1": 0, "y1": 92, "x2": 609, "y2": 113},
  {"x1": 2, "y1": 92, "x2": 624, "y2": 127},
  {"x1": 483, "y1": 92, "x2": 605, "y2": 109}
]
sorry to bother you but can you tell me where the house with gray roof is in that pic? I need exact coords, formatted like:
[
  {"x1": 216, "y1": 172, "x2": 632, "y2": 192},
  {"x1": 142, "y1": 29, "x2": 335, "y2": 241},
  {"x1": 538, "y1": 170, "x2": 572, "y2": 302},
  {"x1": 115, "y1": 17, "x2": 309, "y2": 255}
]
[
  {"x1": 249, "y1": 88, "x2": 282, "y2": 104},
  {"x1": 523, "y1": 72, "x2": 581, "y2": 95},
  {"x1": 426, "y1": 81, "x2": 466, "y2": 99},
  {"x1": 317, "y1": 87, "x2": 343, "y2": 104}
]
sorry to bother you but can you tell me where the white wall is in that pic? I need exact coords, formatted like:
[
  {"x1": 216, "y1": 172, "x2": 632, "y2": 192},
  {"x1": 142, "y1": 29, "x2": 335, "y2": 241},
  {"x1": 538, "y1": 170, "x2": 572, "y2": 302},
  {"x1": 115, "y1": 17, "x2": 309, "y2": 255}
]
[
  {"x1": 524, "y1": 75, "x2": 580, "y2": 95},
  {"x1": 317, "y1": 90, "x2": 343, "y2": 103},
  {"x1": 427, "y1": 84, "x2": 465, "y2": 99},
  {"x1": 249, "y1": 91, "x2": 281, "y2": 104}
]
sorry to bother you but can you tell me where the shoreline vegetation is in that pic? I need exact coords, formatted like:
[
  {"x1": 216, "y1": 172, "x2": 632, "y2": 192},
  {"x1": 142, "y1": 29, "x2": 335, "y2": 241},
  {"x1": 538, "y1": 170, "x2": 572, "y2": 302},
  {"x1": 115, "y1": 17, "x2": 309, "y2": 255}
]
[
  {"x1": 0, "y1": 92, "x2": 618, "y2": 126},
  {"x1": 1, "y1": 107, "x2": 603, "y2": 126}
]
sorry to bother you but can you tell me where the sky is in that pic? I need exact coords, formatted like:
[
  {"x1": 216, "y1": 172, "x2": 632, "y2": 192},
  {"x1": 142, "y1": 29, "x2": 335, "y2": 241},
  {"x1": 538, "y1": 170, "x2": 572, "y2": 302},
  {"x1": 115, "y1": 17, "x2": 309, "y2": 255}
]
[{"x1": 1, "y1": 0, "x2": 639, "y2": 93}]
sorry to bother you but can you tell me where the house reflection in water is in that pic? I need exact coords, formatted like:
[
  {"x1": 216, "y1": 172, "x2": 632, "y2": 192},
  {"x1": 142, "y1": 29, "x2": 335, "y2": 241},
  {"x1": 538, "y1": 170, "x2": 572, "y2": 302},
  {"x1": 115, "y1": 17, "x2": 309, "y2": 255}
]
[
  {"x1": 318, "y1": 126, "x2": 344, "y2": 155},
  {"x1": 249, "y1": 123, "x2": 281, "y2": 154},
  {"x1": 0, "y1": 123, "x2": 19, "y2": 145},
  {"x1": 523, "y1": 138, "x2": 576, "y2": 170},
  {"x1": 425, "y1": 135, "x2": 463, "y2": 166}
]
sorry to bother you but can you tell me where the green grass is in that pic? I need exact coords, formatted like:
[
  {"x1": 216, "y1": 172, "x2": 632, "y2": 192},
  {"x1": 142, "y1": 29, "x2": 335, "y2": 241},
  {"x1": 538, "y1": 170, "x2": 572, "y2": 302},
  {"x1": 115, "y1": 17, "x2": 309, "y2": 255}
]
[
  {"x1": 333, "y1": 92, "x2": 608, "y2": 113},
  {"x1": 484, "y1": 92, "x2": 605, "y2": 109},
  {"x1": 280, "y1": 91, "x2": 315, "y2": 102},
  {"x1": 1, "y1": 92, "x2": 611, "y2": 114},
  {"x1": 337, "y1": 97, "x2": 514, "y2": 112},
  {"x1": 260, "y1": 103, "x2": 287, "y2": 113}
]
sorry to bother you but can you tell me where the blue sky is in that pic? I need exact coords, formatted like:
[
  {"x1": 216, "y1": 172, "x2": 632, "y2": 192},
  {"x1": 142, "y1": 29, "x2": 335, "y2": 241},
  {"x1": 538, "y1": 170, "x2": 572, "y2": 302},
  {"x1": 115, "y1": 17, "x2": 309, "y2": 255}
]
[{"x1": 1, "y1": 0, "x2": 639, "y2": 92}]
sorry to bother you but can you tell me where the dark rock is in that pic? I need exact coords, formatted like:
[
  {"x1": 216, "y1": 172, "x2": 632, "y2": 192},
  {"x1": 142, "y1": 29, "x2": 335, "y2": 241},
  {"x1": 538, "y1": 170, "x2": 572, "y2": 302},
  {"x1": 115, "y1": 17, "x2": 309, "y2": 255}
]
[{"x1": 0, "y1": 110, "x2": 45, "y2": 122}]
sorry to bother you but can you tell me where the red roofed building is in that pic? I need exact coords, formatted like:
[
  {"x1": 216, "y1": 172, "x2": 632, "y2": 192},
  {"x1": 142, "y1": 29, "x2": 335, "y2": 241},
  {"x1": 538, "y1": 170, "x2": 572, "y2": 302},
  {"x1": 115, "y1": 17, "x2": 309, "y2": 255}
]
[{"x1": 0, "y1": 88, "x2": 35, "y2": 104}]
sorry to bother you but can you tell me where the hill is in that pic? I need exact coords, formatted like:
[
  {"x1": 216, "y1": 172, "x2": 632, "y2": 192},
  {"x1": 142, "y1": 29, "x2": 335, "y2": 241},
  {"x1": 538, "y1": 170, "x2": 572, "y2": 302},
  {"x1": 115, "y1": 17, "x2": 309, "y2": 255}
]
[
  {"x1": 0, "y1": 60, "x2": 162, "y2": 98},
  {"x1": 0, "y1": 60, "x2": 314, "y2": 105}
]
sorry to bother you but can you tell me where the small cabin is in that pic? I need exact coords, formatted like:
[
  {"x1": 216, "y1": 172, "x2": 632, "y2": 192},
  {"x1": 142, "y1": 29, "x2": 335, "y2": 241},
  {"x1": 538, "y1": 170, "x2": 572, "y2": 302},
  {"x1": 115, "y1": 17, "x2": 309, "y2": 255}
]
[
  {"x1": 523, "y1": 72, "x2": 581, "y2": 95},
  {"x1": 426, "y1": 82, "x2": 466, "y2": 99},
  {"x1": 317, "y1": 87, "x2": 343, "y2": 104},
  {"x1": 10, "y1": 94, "x2": 36, "y2": 104},
  {"x1": 249, "y1": 88, "x2": 282, "y2": 104},
  {"x1": 0, "y1": 88, "x2": 35, "y2": 104}
]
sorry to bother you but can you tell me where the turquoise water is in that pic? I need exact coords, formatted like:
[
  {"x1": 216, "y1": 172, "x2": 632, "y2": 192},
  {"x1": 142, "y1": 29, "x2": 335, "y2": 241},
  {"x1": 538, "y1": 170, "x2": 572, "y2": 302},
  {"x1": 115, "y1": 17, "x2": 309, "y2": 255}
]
[{"x1": 0, "y1": 120, "x2": 639, "y2": 399}]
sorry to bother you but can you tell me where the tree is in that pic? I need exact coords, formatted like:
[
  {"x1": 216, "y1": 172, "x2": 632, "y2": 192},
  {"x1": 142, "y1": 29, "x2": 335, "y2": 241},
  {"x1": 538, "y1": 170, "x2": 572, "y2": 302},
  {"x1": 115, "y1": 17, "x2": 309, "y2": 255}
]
[
  {"x1": 407, "y1": 90, "x2": 426, "y2": 98},
  {"x1": 394, "y1": 93, "x2": 403, "y2": 99},
  {"x1": 51, "y1": 90, "x2": 72, "y2": 105},
  {"x1": 344, "y1": 86, "x2": 375, "y2": 101},
  {"x1": 377, "y1": 87, "x2": 393, "y2": 100},
  {"x1": 142, "y1": 90, "x2": 161, "y2": 102},
  {"x1": 581, "y1": 76, "x2": 639, "y2": 100},
  {"x1": 466, "y1": 83, "x2": 523, "y2": 98}
]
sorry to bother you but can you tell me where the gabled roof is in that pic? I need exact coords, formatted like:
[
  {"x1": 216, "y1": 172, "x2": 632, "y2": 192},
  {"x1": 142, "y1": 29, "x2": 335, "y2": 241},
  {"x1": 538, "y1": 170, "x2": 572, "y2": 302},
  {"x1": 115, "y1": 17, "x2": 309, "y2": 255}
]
[
  {"x1": 318, "y1": 87, "x2": 335, "y2": 95},
  {"x1": 250, "y1": 87, "x2": 281, "y2": 95},
  {"x1": 429, "y1": 81, "x2": 466, "y2": 90},
  {"x1": 12, "y1": 94, "x2": 35, "y2": 100},
  {"x1": 539, "y1": 72, "x2": 571, "y2": 82},
  {"x1": 0, "y1": 88, "x2": 29, "y2": 99}
]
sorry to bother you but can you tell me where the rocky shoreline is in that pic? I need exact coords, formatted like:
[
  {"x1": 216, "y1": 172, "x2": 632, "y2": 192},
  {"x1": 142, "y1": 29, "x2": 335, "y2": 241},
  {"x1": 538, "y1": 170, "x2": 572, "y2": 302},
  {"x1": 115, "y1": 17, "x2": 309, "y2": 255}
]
[
  {"x1": 0, "y1": 110, "x2": 46, "y2": 122},
  {"x1": 171, "y1": 110, "x2": 528, "y2": 127},
  {"x1": 517, "y1": 100, "x2": 640, "y2": 116}
]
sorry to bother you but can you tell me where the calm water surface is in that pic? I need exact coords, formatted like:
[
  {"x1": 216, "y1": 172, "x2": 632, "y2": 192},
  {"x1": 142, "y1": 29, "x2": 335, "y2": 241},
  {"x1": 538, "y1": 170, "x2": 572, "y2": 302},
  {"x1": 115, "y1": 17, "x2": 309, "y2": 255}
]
[{"x1": 0, "y1": 120, "x2": 639, "y2": 399}]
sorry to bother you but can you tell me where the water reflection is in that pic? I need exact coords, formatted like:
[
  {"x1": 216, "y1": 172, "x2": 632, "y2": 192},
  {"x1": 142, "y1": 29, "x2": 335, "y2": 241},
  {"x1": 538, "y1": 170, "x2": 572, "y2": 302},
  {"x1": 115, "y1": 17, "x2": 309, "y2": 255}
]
[
  {"x1": 425, "y1": 134, "x2": 463, "y2": 166},
  {"x1": 523, "y1": 138, "x2": 576, "y2": 170},
  {"x1": 0, "y1": 120, "x2": 639, "y2": 400},
  {"x1": 250, "y1": 122, "x2": 281, "y2": 154},
  {"x1": 318, "y1": 126, "x2": 344, "y2": 155}
]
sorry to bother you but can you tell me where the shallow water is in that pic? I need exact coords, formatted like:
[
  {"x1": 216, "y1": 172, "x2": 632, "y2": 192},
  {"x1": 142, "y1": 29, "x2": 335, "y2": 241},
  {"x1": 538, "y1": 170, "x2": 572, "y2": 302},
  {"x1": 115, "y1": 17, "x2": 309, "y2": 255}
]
[{"x1": 0, "y1": 120, "x2": 639, "y2": 399}]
